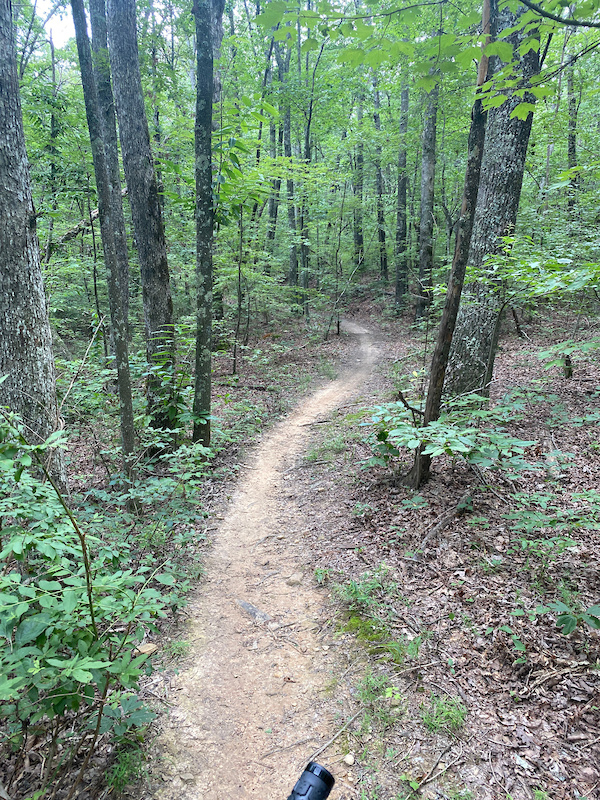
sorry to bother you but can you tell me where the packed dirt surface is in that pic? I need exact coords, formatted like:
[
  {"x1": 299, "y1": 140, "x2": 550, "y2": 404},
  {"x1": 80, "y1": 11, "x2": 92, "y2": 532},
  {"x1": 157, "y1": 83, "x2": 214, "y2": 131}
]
[{"x1": 148, "y1": 321, "x2": 377, "y2": 800}]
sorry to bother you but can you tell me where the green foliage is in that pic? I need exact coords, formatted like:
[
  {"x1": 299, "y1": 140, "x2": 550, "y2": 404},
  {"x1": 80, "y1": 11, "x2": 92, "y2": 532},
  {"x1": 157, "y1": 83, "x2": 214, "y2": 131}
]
[
  {"x1": 365, "y1": 393, "x2": 537, "y2": 476},
  {"x1": 106, "y1": 741, "x2": 147, "y2": 794},
  {"x1": 421, "y1": 694, "x2": 467, "y2": 734},
  {"x1": 0, "y1": 413, "x2": 203, "y2": 789}
]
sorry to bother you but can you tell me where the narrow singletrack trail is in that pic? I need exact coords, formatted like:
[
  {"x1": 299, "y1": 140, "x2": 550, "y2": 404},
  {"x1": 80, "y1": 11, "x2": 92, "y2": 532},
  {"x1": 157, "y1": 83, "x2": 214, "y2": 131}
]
[{"x1": 150, "y1": 323, "x2": 377, "y2": 800}]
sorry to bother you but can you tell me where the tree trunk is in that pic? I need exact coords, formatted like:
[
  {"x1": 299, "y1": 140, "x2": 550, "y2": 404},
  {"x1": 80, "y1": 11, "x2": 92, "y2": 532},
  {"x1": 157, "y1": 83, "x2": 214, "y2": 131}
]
[
  {"x1": 106, "y1": 0, "x2": 175, "y2": 428},
  {"x1": 71, "y1": 0, "x2": 135, "y2": 477},
  {"x1": 353, "y1": 98, "x2": 364, "y2": 269},
  {"x1": 445, "y1": 6, "x2": 539, "y2": 397},
  {"x1": 405, "y1": 0, "x2": 493, "y2": 488},
  {"x1": 395, "y1": 84, "x2": 409, "y2": 305},
  {"x1": 89, "y1": 0, "x2": 130, "y2": 333},
  {"x1": 265, "y1": 120, "x2": 282, "y2": 268},
  {"x1": 192, "y1": 0, "x2": 214, "y2": 447},
  {"x1": 373, "y1": 76, "x2": 388, "y2": 282},
  {"x1": 567, "y1": 56, "x2": 578, "y2": 214},
  {"x1": 0, "y1": 0, "x2": 65, "y2": 487},
  {"x1": 415, "y1": 81, "x2": 439, "y2": 321}
]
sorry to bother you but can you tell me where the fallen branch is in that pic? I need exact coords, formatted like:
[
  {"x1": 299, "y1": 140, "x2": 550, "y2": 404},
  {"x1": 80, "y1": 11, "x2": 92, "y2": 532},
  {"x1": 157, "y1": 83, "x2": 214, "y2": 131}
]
[
  {"x1": 417, "y1": 492, "x2": 472, "y2": 552},
  {"x1": 261, "y1": 736, "x2": 317, "y2": 759},
  {"x1": 307, "y1": 710, "x2": 362, "y2": 762}
]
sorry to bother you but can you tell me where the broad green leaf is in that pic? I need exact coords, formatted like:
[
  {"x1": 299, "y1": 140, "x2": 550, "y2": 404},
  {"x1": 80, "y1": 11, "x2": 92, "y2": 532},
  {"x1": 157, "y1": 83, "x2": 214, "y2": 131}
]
[
  {"x1": 337, "y1": 47, "x2": 365, "y2": 66},
  {"x1": 301, "y1": 37, "x2": 320, "y2": 52},
  {"x1": 484, "y1": 40, "x2": 514, "y2": 62},
  {"x1": 510, "y1": 102, "x2": 535, "y2": 121}
]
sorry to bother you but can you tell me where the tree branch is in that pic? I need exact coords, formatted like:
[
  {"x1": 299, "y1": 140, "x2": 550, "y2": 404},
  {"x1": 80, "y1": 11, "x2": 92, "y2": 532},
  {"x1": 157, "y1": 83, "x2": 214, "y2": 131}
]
[{"x1": 519, "y1": 0, "x2": 600, "y2": 30}]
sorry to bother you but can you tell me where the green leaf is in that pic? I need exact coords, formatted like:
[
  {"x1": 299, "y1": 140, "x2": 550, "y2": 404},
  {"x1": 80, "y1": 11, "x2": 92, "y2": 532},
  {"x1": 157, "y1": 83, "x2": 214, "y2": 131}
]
[
  {"x1": 301, "y1": 37, "x2": 320, "y2": 52},
  {"x1": 556, "y1": 614, "x2": 577, "y2": 634},
  {"x1": 337, "y1": 47, "x2": 365, "y2": 66},
  {"x1": 155, "y1": 573, "x2": 176, "y2": 586},
  {"x1": 15, "y1": 614, "x2": 51, "y2": 646},
  {"x1": 255, "y1": 1, "x2": 288, "y2": 28},
  {"x1": 510, "y1": 102, "x2": 536, "y2": 121},
  {"x1": 484, "y1": 40, "x2": 513, "y2": 62}
]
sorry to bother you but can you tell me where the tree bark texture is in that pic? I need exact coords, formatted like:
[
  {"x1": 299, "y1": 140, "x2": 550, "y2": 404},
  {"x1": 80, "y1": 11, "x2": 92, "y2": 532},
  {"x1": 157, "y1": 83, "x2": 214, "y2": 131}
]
[
  {"x1": 106, "y1": 0, "x2": 175, "y2": 426},
  {"x1": 0, "y1": 0, "x2": 65, "y2": 485},
  {"x1": 567, "y1": 56, "x2": 578, "y2": 213},
  {"x1": 192, "y1": 0, "x2": 214, "y2": 446},
  {"x1": 265, "y1": 121, "x2": 282, "y2": 266},
  {"x1": 71, "y1": 0, "x2": 135, "y2": 475},
  {"x1": 395, "y1": 85, "x2": 409, "y2": 304},
  {"x1": 373, "y1": 77, "x2": 388, "y2": 282},
  {"x1": 274, "y1": 43, "x2": 298, "y2": 288},
  {"x1": 415, "y1": 82, "x2": 439, "y2": 321},
  {"x1": 445, "y1": 7, "x2": 539, "y2": 397},
  {"x1": 353, "y1": 99, "x2": 364, "y2": 269},
  {"x1": 89, "y1": 0, "x2": 130, "y2": 333}
]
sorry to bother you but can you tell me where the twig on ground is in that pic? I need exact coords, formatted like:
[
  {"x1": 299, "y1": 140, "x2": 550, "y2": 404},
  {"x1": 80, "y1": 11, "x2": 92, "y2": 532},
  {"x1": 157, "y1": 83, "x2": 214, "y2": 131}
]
[
  {"x1": 307, "y1": 710, "x2": 362, "y2": 762},
  {"x1": 418, "y1": 492, "x2": 472, "y2": 552},
  {"x1": 261, "y1": 736, "x2": 317, "y2": 759},
  {"x1": 417, "y1": 744, "x2": 451, "y2": 787}
]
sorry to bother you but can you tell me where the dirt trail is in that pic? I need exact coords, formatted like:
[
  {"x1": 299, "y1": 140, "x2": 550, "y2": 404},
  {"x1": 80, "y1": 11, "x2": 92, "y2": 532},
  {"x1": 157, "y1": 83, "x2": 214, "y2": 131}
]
[{"x1": 150, "y1": 322, "x2": 377, "y2": 800}]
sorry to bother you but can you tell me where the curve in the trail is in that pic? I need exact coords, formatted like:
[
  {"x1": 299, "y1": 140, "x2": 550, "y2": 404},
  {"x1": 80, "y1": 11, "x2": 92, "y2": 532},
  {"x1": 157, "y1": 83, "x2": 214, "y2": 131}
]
[{"x1": 151, "y1": 323, "x2": 375, "y2": 800}]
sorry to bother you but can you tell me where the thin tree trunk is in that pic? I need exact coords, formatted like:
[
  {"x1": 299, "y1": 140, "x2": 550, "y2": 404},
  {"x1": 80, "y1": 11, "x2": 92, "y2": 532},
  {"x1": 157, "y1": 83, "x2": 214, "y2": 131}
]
[
  {"x1": 71, "y1": 0, "x2": 135, "y2": 477},
  {"x1": 415, "y1": 82, "x2": 439, "y2": 320},
  {"x1": 353, "y1": 98, "x2": 365, "y2": 269},
  {"x1": 265, "y1": 120, "x2": 282, "y2": 269},
  {"x1": 192, "y1": 0, "x2": 214, "y2": 446},
  {"x1": 373, "y1": 75, "x2": 388, "y2": 282},
  {"x1": 395, "y1": 85, "x2": 409, "y2": 304},
  {"x1": 89, "y1": 0, "x2": 130, "y2": 333},
  {"x1": 106, "y1": 0, "x2": 175, "y2": 428},
  {"x1": 567, "y1": 56, "x2": 578, "y2": 214}
]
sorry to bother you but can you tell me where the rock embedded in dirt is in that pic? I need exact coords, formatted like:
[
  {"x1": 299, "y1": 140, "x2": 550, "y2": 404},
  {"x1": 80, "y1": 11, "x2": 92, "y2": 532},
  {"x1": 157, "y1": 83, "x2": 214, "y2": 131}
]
[
  {"x1": 235, "y1": 599, "x2": 271, "y2": 622},
  {"x1": 286, "y1": 573, "x2": 303, "y2": 586},
  {"x1": 343, "y1": 753, "x2": 355, "y2": 765}
]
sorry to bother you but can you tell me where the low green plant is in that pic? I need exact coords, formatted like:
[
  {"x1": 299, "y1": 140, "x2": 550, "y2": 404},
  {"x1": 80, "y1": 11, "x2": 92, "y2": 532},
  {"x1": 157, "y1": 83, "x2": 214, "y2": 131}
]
[
  {"x1": 364, "y1": 393, "x2": 537, "y2": 477},
  {"x1": 106, "y1": 741, "x2": 148, "y2": 793},
  {"x1": 314, "y1": 567, "x2": 332, "y2": 585},
  {"x1": 421, "y1": 694, "x2": 467, "y2": 733},
  {"x1": 164, "y1": 640, "x2": 193, "y2": 658},
  {"x1": 0, "y1": 413, "x2": 195, "y2": 792}
]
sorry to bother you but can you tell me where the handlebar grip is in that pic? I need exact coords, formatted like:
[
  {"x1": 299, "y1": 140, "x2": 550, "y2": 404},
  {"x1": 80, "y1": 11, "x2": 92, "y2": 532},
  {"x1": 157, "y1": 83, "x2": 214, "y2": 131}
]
[{"x1": 287, "y1": 762, "x2": 335, "y2": 800}]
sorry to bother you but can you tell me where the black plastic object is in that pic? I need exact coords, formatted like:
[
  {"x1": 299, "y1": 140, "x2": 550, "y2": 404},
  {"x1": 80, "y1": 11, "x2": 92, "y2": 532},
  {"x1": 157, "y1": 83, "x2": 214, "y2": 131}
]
[{"x1": 287, "y1": 762, "x2": 335, "y2": 800}]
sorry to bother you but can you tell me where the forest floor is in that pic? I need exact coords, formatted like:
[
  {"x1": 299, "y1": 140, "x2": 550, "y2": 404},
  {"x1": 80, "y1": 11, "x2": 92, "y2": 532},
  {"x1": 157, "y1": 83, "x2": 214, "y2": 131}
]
[{"x1": 135, "y1": 302, "x2": 600, "y2": 800}]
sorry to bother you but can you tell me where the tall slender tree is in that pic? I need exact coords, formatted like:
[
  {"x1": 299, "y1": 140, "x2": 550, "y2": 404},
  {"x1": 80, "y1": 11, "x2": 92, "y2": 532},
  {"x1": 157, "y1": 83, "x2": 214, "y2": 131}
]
[
  {"x1": 395, "y1": 84, "x2": 409, "y2": 305},
  {"x1": 415, "y1": 81, "x2": 439, "y2": 320},
  {"x1": 192, "y1": 0, "x2": 215, "y2": 446},
  {"x1": 106, "y1": 0, "x2": 175, "y2": 428},
  {"x1": 71, "y1": 0, "x2": 135, "y2": 477},
  {"x1": 89, "y1": 0, "x2": 130, "y2": 332}
]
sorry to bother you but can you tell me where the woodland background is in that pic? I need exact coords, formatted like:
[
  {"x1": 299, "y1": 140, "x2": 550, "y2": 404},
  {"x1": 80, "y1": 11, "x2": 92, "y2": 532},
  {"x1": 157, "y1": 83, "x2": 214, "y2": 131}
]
[{"x1": 1, "y1": 0, "x2": 600, "y2": 797}]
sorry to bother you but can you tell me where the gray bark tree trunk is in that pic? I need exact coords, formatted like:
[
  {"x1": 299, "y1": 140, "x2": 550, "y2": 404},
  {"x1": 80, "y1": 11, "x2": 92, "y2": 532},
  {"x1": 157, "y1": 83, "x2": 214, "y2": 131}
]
[
  {"x1": 89, "y1": 0, "x2": 130, "y2": 333},
  {"x1": 415, "y1": 82, "x2": 439, "y2": 321},
  {"x1": 445, "y1": 7, "x2": 539, "y2": 396},
  {"x1": 373, "y1": 76, "x2": 388, "y2": 282},
  {"x1": 106, "y1": 0, "x2": 175, "y2": 428},
  {"x1": 192, "y1": 0, "x2": 215, "y2": 446},
  {"x1": 0, "y1": 0, "x2": 66, "y2": 486},
  {"x1": 395, "y1": 85, "x2": 409, "y2": 305},
  {"x1": 353, "y1": 101, "x2": 365, "y2": 269},
  {"x1": 71, "y1": 0, "x2": 135, "y2": 477},
  {"x1": 567, "y1": 56, "x2": 579, "y2": 214}
]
